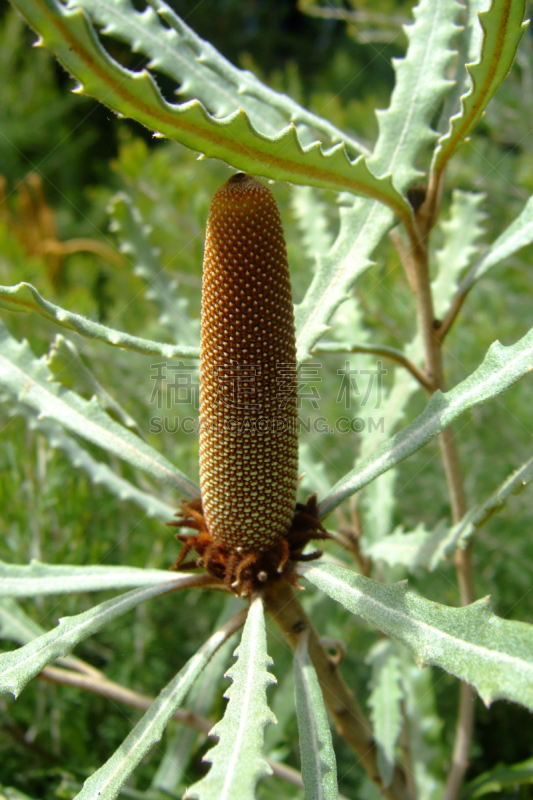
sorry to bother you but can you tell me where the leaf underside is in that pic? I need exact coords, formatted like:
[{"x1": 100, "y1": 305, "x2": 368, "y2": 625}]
[
  {"x1": 10, "y1": 0, "x2": 409, "y2": 214},
  {"x1": 0, "y1": 320, "x2": 199, "y2": 496},
  {"x1": 294, "y1": 633, "x2": 338, "y2": 800},
  {"x1": 432, "y1": 0, "x2": 527, "y2": 176},
  {"x1": 301, "y1": 562, "x2": 533, "y2": 710},
  {"x1": 73, "y1": 612, "x2": 243, "y2": 800},
  {"x1": 0, "y1": 580, "x2": 193, "y2": 697},
  {"x1": 186, "y1": 597, "x2": 276, "y2": 800},
  {"x1": 319, "y1": 325, "x2": 533, "y2": 518}
]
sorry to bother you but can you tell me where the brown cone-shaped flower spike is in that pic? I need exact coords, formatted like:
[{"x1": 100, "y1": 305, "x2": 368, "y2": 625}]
[
  {"x1": 169, "y1": 173, "x2": 329, "y2": 595},
  {"x1": 200, "y1": 172, "x2": 298, "y2": 551}
]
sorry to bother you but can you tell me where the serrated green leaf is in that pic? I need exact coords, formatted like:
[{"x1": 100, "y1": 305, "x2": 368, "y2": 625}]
[
  {"x1": 0, "y1": 598, "x2": 45, "y2": 645},
  {"x1": 367, "y1": 521, "x2": 459, "y2": 572},
  {"x1": 152, "y1": 597, "x2": 241, "y2": 795},
  {"x1": 300, "y1": 561, "x2": 533, "y2": 709},
  {"x1": 318, "y1": 324, "x2": 533, "y2": 519},
  {"x1": 460, "y1": 194, "x2": 533, "y2": 295},
  {"x1": 437, "y1": 0, "x2": 491, "y2": 137},
  {"x1": 291, "y1": 186, "x2": 334, "y2": 262},
  {"x1": 0, "y1": 578, "x2": 198, "y2": 697},
  {"x1": 0, "y1": 560, "x2": 190, "y2": 597},
  {"x1": 295, "y1": 0, "x2": 462, "y2": 363},
  {"x1": 368, "y1": 455, "x2": 533, "y2": 570},
  {"x1": 47, "y1": 334, "x2": 145, "y2": 439},
  {"x1": 70, "y1": 0, "x2": 369, "y2": 156},
  {"x1": 186, "y1": 596, "x2": 276, "y2": 800},
  {"x1": 6, "y1": 393, "x2": 173, "y2": 520},
  {"x1": 295, "y1": 201, "x2": 393, "y2": 363},
  {"x1": 358, "y1": 336, "x2": 424, "y2": 544},
  {"x1": 0, "y1": 282, "x2": 199, "y2": 358},
  {"x1": 367, "y1": 641, "x2": 404, "y2": 789},
  {"x1": 73, "y1": 610, "x2": 246, "y2": 800},
  {"x1": 0, "y1": 320, "x2": 200, "y2": 497},
  {"x1": 10, "y1": 0, "x2": 409, "y2": 214},
  {"x1": 463, "y1": 756, "x2": 533, "y2": 799},
  {"x1": 109, "y1": 192, "x2": 199, "y2": 348},
  {"x1": 293, "y1": 632, "x2": 338, "y2": 800},
  {"x1": 21, "y1": 410, "x2": 174, "y2": 521},
  {"x1": 432, "y1": 190, "x2": 486, "y2": 318},
  {"x1": 433, "y1": 0, "x2": 528, "y2": 178},
  {"x1": 369, "y1": 0, "x2": 462, "y2": 191},
  {"x1": 0, "y1": 598, "x2": 105, "y2": 677}
]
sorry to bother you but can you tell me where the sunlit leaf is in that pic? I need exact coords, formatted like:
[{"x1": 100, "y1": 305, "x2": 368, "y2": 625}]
[
  {"x1": 319, "y1": 325, "x2": 533, "y2": 518},
  {"x1": 73, "y1": 610, "x2": 246, "y2": 800},
  {"x1": 10, "y1": 0, "x2": 409, "y2": 212},
  {"x1": 301, "y1": 562, "x2": 533, "y2": 710},
  {"x1": 0, "y1": 281, "x2": 199, "y2": 358},
  {"x1": 0, "y1": 578, "x2": 202, "y2": 697},
  {"x1": 432, "y1": 0, "x2": 528, "y2": 178},
  {"x1": 293, "y1": 632, "x2": 338, "y2": 800},
  {"x1": 186, "y1": 596, "x2": 276, "y2": 800},
  {"x1": 0, "y1": 320, "x2": 199, "y2": 496},
  {"x1": 0, "y1": 560, "x2": 196, "y2": 597}
]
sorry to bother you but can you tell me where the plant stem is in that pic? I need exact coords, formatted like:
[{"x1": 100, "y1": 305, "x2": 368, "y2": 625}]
[
  {"x1": 404, "y1": 206, "x2": 476, "y2": 800},
  {"x1": 263, "y1": 581, "x2": 412, "y2": 800},
  {"x1": 39, "y1": 664, "x2": 211, "y2": 730},
  {"x1": 313, "y1": 341, "x2": 431, "y2": 390},
  {"x1": 38, "y1": 656, "x2": 344, "y2": 795}
]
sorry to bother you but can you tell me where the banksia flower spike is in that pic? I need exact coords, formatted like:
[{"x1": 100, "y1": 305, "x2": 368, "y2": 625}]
[{"x1": 170, "y1": 173, "x2": 328, "y2": 595}]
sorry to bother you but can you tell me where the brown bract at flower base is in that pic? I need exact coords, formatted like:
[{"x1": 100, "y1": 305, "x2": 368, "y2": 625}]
[
  {"x1": 168, "y1": 495, "x2": 330, "y2": 596},
  {"x1": 167, "y1": 171, "x2": 330, "y2": 596}
]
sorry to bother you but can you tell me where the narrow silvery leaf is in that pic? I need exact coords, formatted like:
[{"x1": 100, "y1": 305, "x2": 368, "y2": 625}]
[
  {"x1": 0, "y1": 561, "x2": 195, "y2": 597},
  {"x1": 0, "y1": 597, "x2": 45, "y2": 645},
  {"x1": 368, "y1": 455, "x2": 533, "y2": 571},
  {"x1": 293, "y1": 631, "x2": 338, "y2": 800},
  {"x1": 370, "y1": 0, "x2": 462, "y2": 191},
  {"x1": 74, "y1": 610, "x2": 246, "y2": 800},
  {"x1": 0, "y1": 578, "x2": 200, "y2": 697},
  {"x1": 0, "y1": 282, "x2": 199, "y2": 359},
  {"x1": 152, "y1": 599, "x2": 240, "y2": 793},
  {"x1": 9, "y1": 0, "x2": 408, "y2": 213},
  {"x1": 367, "y1": 521, "x2": 463, "y2": 572},
  {"x1": 46, "y1": 335, "x2": 146, "y2": 439},
  {"x1": 438, "y1": 0, "x2": 491, "y2": 135},
  {"x1": 300, "y1": 562, "x2": 533, "y2": 710},
  {"x1": 16, "y1": 408, "x2": 175, "y2": 521},
  {"x1": 432, "y1": 190, "x2": 486, "y2": 318},
  {"x1": 186, "y1": 596, "x2": 277, "y2": 800},
  {"x1": 401, "y1": 653, "x2": 446, "y2": 800},
  {"x1": 319, "y1": 325, "x2": 533, "y2": 518},
  {"x1": 367, "y1": 641, "x2": 404, "y2": 788},
  {"x1": 295, "y1": 201, "x2": 393, "y2": 364},
  {"x1": 0, "y1": 320, "x2": 200, "y2": 497},
  {"x1": 291, "y1": 186, "x2": 334, "y2": 262},
  {"x1": 460, "y1": 195, "x2": 533, "y2": 295},
  {"x1": 109, "y1": 193, "x2": 200, "y2": 348},
  {"x1": 296, "y1": 0, "x2": 462, "y2": 363},
  {"x1": 433, "y1": 0, "x2": 527, "y2": 177},
  {"x1": 70, "y1": 0, "x2": 369, "y2": 155}
]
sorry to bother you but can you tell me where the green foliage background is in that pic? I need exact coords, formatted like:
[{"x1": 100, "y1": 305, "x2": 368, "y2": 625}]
[{"x1": 1, "y1": 1, "x2": 533, "y2": 798}]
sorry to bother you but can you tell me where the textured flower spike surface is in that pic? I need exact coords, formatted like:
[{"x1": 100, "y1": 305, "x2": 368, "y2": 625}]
[{"x1": 170, "y1": 173, "x2": 329, "y2": 595}]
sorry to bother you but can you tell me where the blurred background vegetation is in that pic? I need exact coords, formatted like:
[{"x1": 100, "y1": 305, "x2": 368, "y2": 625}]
[{"x1": 1, "y1": 1, "x2": 533, "y2": 798}]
